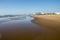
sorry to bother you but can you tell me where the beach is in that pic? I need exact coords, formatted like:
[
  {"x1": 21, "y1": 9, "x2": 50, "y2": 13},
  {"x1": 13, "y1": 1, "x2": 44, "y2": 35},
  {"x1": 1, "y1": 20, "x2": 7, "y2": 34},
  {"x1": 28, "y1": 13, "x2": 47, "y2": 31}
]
[
  {"x1": 0, "y1": 15, "x2": 60, "y2": 40},
  {"x1": 32, "y1": 15, "x2": 60, "y2": 40},
  {"x1": 0, "y1": 16, "x2": 48, "y2": 40},
  {"x1": 32, "y1": 15, "x2": 60, "y2": 28}
]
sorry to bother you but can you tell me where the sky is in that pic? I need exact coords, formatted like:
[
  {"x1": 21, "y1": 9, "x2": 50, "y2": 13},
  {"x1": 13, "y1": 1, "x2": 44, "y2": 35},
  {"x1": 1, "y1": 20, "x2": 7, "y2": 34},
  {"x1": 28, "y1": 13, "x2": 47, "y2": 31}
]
[{"x1": 0, "y1": 0, "x2": 60, "y2": 15}]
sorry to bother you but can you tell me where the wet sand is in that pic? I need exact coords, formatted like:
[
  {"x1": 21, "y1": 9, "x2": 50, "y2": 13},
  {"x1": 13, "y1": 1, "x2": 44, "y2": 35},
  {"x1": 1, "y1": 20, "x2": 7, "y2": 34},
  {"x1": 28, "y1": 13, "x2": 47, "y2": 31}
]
[
  {"x1": 0, "y1": 16, "x2": 48, "y2": 40},
  {"x1": 0, "y1": 16, "x2": 60, "y2": 40},
  {"x1": 32, "y1": 15, "x2": 60, "y2": 40}
]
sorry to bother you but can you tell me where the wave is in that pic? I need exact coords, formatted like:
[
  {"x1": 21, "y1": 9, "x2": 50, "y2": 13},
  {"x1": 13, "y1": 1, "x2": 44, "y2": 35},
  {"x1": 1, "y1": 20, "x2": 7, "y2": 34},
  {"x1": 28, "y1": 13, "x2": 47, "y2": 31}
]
[
  {"x1": 0, "y1": 15, "x2": 20, "y2": 18},
  {"x1": 0, "y1": 16, "x2": 26, "y2": 24}
]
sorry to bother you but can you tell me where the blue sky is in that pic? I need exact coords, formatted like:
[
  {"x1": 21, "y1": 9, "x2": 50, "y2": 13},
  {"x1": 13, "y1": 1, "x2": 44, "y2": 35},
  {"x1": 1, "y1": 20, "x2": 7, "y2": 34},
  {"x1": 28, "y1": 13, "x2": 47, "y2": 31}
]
[{"x1": 0, "y1": 0, "x2": 60, "y2": 15}]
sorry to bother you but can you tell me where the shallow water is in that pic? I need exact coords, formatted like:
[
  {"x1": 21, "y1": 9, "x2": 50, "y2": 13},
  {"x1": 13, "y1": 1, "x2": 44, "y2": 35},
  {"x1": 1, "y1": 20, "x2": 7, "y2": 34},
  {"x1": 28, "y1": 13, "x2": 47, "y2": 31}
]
[{"x1": 0, "y1": 16, "x2": 58, "y2": 40}]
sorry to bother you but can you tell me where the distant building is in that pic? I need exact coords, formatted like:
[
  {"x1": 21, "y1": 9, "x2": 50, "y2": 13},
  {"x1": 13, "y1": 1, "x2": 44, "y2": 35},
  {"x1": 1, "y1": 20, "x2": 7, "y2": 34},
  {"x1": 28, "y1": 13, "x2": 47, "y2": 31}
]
[
  {"x1": 41, "y1": 12, "x2": 44, "y2": 14},
  {"x1": 56, "y1": 12, "x2": 60, "y2": 15},
  {"x1": 33, "y1": 13, "x2": 36, "y2": 14}
]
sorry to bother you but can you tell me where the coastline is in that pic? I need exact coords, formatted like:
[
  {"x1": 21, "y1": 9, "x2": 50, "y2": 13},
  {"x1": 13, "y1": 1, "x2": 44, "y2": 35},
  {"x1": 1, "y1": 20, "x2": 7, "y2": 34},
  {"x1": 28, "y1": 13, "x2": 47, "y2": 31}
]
[
  {"x1": 0, "y1": 15, "x2": 60, "y2": 40},
  {"x1": 31, "y1": 15, "x2": 60, "y2": 40},
  {"x1": 32, "y1": 15, "x2": 60, "y2": 28}
]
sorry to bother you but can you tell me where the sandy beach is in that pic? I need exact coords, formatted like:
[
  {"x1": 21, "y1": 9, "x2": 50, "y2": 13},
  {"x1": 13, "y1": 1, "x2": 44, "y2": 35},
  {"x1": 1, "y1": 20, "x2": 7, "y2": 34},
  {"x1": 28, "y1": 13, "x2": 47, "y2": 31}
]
[
  {"x1": 32, "y1": 15, "x2": 60, "y2": 28},
  {"x1": 32, "y1": 15, "x2": 60, "y2": 40},
  {"x1": 0, "y1": 15, "x2": 60, "y2": 40}
]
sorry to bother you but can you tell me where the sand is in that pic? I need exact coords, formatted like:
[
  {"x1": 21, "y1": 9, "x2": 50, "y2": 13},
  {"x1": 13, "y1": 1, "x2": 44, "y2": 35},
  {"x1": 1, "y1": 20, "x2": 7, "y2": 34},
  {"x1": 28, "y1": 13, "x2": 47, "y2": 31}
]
[
  {"x1": 32, "y1": 15, "x2": 60, "y2": 28},
  {"x1": 0, "y1": 15, "x2": 60, "y2": 40},
  {"x1": 32, "y1": 15, "x2": 60, "y2": 40}
]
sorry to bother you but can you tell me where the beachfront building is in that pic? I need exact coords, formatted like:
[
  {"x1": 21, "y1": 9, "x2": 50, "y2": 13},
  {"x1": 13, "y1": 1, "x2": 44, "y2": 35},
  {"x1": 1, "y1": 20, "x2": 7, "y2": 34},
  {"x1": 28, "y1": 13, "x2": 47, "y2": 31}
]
[
  {"x1": 56, "y1": 12, "x2": 60, "y2": 15},
  {"x1": 32, "y1": 13, "x2": 36, "y2": 15},
  {"x1": 41, "y1": 12, "x2": 44, "y2": 14}
]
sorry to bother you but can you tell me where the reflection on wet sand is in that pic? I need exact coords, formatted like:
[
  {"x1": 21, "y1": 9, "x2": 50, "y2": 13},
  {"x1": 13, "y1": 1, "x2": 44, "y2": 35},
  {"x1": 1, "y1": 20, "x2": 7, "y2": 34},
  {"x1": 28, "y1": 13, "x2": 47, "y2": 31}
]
[
  {"x1": 0, "y1": 16, "x2": 45, "y2": 40},
  {"x1": 0, "y1": 16, "x2": 60, "y2": 40}
]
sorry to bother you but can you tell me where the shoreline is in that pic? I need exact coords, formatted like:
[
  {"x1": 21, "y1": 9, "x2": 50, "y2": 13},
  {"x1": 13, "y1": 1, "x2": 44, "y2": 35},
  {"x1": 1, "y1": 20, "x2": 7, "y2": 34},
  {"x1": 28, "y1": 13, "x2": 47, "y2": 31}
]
[
  {"x1": 31, "y1": 15, "x2": 60, "y2": 40},
  {"x1": 32, "y1": 15, "x2": 60, "y2": 27},
  {"x1": 0, "y1": 15, "x2": 60, "y2": 40}
]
